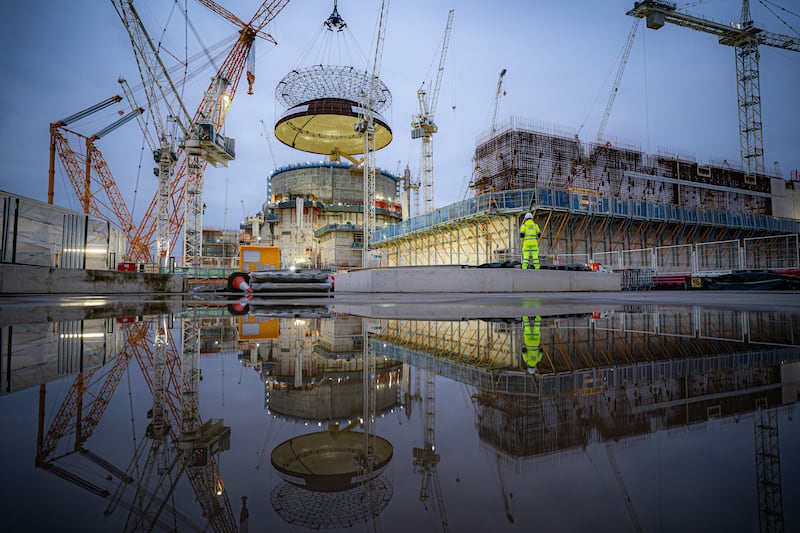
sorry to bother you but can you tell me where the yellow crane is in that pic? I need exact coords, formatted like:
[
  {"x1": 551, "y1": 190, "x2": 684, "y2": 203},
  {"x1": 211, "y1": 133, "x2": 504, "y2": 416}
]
[
  {"x1": 627, "y1": 0, "x2": 800, "y2": 182},
  {"x1": 411, "y1": 9, "x2": 455, "y2": 215}
]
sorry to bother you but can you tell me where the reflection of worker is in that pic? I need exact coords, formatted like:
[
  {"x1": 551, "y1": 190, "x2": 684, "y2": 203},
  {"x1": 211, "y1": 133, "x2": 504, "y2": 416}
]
[
  {"x1": 520, "y1": 213, "x2": 541, "y2": 269},
  {"x1": 522, "y1": 315, "x2": 542, "y2": 373}
]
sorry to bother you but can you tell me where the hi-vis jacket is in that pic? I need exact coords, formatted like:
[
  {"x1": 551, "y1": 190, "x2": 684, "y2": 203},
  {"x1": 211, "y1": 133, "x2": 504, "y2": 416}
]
[{"x1": 520, "y1": 219, "x2": 541, "y2": 247}]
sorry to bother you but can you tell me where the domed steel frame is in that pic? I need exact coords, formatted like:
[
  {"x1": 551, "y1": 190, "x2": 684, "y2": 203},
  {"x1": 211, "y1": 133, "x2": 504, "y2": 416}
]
[
  {"x1": 275, "y1": 65, "x2": 391, "y2": 112},
  {"x1": 274, "y1": 65, "x2": 393, "y2": 156}
]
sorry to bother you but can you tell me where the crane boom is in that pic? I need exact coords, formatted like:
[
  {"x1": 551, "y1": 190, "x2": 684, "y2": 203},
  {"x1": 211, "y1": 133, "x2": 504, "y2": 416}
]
[
  {"x1": 490, "y1": 68, "x2": 506, "y2": 133},
  {"x1": 627, "y1": 0, "x2": 800, "y2": 182},
  {"x1": 596, "y1": 18, "x2": 639, "y2": 144},
  {"x1": 429, "y1": 10, "x2": 454, "y2": 124}
]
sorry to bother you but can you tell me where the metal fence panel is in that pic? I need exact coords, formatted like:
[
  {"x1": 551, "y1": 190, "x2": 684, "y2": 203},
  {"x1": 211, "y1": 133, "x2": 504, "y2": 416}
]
[{"x1": 743, "y1": 234, "x2": 800, "y2": 271}]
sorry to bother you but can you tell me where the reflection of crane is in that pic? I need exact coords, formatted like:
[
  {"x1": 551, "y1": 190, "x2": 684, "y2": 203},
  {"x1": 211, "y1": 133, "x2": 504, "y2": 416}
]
[
  {"x1": 411, "y1": 9, "x2": 454, "y2": 215},
  {"x1": 595, "y1": 18, "x2": 639, "y2": 144},
  {"x1": 120, "y1": 0, "x2": 291, "y2": 265},
  {"x1": 413, "y1": 368, "x2": 449, "y2": 532},
  {"x1": 754, "y1": 398, "x2": 784, "y2": 532},
  {"x1": 627, "y1": 0, "x2": 800, "y2": 182},
  {"x1": 494, "y1": 453, "x2": 513, "y2": 524},
  {"x1": 357, "y1": 0, "x2": 389, "y2": 266},
  {"x1": 606, "y1": 446, "x2": 643, "y2": 533},
  {"x1": 489, "y1": 69, "x2": 506, "y2": 134}
]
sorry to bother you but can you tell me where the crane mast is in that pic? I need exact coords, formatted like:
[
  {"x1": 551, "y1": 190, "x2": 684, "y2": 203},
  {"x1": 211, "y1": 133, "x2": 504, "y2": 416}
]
[
  {"x1": 49, "y1": 95, "x2": 141, "y2": 245},
  {"x1": 627, "y1": 0, "x2": 800, "y2": 183},
  {"x1": 359, "y1": 0, "x2": 389, "y2": 267},
  {"x1": 412, "y1": 10, "x2": 454, "y2": 215},
  {"x1": 112, "y1": 0, "x2": 194, "y2": 268}
]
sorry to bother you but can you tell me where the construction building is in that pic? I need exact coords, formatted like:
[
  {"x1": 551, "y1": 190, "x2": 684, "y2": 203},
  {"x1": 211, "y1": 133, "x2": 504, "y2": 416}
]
[
  {"x1": 254, "y1": 162, "x2": 402, "y2": 269},
  {"x1": 371, "y1": 117, "x2": 800, "y2": 268}
]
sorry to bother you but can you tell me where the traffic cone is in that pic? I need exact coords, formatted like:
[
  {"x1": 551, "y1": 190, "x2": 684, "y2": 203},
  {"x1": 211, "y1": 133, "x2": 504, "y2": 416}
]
[{"x1": 231, "y1": 274, "x2": 253, "y2": 293}]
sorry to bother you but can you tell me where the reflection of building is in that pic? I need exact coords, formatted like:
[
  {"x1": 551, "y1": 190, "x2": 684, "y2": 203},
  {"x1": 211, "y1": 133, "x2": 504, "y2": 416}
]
[
  {"x1": 372, "y1": 309, "x2": 800, "y2": 464},
  {"x1": 1, "y1": 317, "x2": 124, "y2": 394},
  {"x1": 238, "y1": 315, "x2": 403, "y2": 422}
]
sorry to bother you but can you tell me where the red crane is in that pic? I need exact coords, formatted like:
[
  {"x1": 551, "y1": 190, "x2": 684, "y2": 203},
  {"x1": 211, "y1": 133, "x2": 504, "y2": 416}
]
[{"x1": 124, "y1": 0, "x2": 291, "y2": 264}]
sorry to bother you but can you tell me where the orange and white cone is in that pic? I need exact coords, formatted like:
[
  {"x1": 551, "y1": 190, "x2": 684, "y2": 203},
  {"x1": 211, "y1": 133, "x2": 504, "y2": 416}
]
[{"x1": 231, "y1": 274, "x2": 253, "y2": 293}]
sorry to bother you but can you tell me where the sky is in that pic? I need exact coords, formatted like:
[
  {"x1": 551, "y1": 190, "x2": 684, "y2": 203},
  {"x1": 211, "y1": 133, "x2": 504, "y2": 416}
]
[{"x1": 1, "y1": 0, "x2": 798, "y2": 232}]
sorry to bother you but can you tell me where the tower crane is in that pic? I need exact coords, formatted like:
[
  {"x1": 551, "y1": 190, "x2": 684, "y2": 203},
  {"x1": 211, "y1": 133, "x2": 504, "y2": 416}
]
[
  {"x1": 411, "y1": 9, "x2": 454, "y2": 216},
  {"x1": 490, "y1": 68, "x2": 507, "y2": 134},
  {"x1": 120, "y1": 0, "x2": 291, "y2": 266},
  {"x1": 112, "y1": 0, "x2": 199, "y2": 269},
  {"x1": 357, "y1": 0, "x2": 389, "y2": 267},
  {"x1": 596, "y1": 18, "x2": 640, "y2": 145},
  {"x1": 627, "y1": 0, "x2": 800, "y2": 183}
]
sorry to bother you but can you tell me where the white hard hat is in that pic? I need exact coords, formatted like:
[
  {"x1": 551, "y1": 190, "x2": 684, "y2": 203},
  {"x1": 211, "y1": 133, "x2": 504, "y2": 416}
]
[{"x1": 523, "y1": 213, "x2": 533, "y2": 220}]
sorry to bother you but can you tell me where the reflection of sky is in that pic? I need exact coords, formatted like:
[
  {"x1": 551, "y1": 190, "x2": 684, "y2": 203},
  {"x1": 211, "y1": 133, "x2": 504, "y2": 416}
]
[{"x1": 0, "y1": 310, "x2": 798, "y2": 532}]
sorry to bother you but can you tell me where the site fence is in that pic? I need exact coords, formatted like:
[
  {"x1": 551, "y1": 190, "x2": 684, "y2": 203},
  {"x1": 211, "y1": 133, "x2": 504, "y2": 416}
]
[{"x1": 592, "y1": 234, "x2": 799, "y2": 278}]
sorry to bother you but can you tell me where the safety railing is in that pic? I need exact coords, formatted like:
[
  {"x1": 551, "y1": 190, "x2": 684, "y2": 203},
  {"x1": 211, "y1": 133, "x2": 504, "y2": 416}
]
[
  {"x1": 371, "y1": 187, "x2": 800, "y2": 245},
  {"x1": 591, "y1": 234, "x2": 800, "y2": 282}
]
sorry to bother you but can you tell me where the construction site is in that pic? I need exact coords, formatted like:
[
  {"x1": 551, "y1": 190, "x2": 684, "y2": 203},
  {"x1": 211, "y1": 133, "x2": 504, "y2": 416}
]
[{"x1": 1, "y1": 1, "x2": 800, "y2": 530}]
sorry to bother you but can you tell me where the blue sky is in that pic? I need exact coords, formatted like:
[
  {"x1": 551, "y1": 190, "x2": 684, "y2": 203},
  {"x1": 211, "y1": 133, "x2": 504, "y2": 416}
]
[{"x1": 1, "y1": 0, "x2": 798, "y2": 231}]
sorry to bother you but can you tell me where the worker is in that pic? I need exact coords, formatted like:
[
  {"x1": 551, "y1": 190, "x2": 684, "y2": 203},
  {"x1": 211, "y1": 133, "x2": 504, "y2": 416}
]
[
  {"x1": 521, "y1": 315, "x2": 542, "y2": 373},
  {"x1": 519, "y1": 212, "x2": 541, "y2": 269}
]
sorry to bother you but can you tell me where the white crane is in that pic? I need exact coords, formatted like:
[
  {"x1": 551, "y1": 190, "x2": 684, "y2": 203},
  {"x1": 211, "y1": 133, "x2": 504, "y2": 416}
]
[
  {"x1": 490, "y1": 68, "x2": 507, "y2": 133},
  {"x1": 411, "y1": 9, "x2": 455, "y2": 215},
  {"x1": 357, "y1": 0, "x2": 390, "y2": 267},
  {"x1": 596, "y1": 18, "x2": 639, "y2": 145},
  {"x1": 112, "y1": 0, "x2": 195, "y2": 269}
]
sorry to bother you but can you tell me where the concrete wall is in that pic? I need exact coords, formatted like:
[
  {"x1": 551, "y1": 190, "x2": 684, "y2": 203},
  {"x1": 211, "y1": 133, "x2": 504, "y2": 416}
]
[
  {"x1": 0, "y1": 264, "x2": 186, "y2": 294},
  {"x1": 334, "y1": 266, "x2": 621, "y2": 293}
]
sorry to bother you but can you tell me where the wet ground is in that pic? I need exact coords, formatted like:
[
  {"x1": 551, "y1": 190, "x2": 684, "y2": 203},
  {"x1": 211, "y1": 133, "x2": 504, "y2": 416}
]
[{"x1": 1, "y1": 291, "x2": 799, "y2": 532}]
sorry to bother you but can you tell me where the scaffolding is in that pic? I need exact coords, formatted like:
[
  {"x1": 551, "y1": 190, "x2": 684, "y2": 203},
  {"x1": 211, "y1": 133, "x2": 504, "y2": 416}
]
[{"x1": 369, "y1": 118, "x2": 799, "y2": 266}]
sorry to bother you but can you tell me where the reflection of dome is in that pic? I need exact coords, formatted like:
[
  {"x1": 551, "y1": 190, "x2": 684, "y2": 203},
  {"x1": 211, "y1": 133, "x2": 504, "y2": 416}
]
[
  {"x1": 271, "y1": 430, "x2": 393, "y2": 491},
  {"x1": 271, "y1": 475, "x2": 393, "y2": 528},
  {"x1": 274, "y1": 65, "x2": 393, "y2": 156},
  {"x1": 268, "y1": 367, "x2": 402, "y2": 422}
]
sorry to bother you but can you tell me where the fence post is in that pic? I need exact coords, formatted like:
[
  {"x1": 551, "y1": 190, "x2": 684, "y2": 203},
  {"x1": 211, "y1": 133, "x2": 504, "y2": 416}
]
[{"x1": 739, "y1": 240, "x2": 746, "y2": 271}]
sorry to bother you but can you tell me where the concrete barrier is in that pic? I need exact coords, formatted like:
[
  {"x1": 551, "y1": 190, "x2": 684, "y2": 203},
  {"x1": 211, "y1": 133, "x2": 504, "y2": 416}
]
[
  {"x1": 0, "y1": 264, "x2": 186, "y2": 294},
  {"x1": 334, "y1": 266, "x2": 621, "y2": 293}
]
